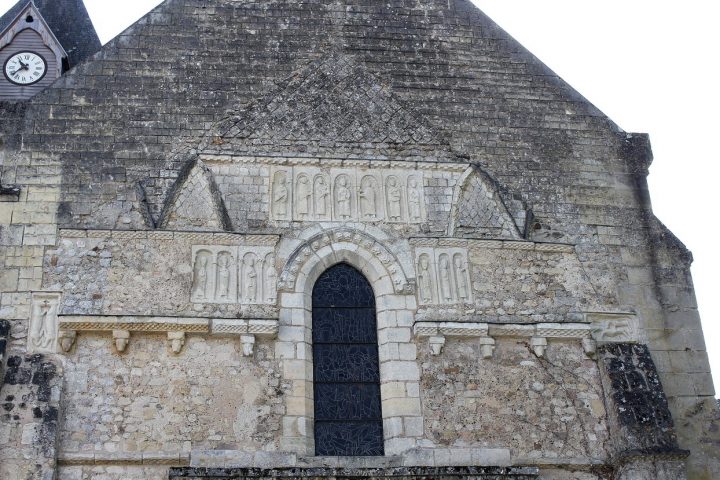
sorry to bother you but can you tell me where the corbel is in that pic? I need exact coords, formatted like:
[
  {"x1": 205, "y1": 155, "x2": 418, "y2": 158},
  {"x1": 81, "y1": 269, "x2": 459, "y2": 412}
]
[
  {"x1": 478, "y1": 336, "x2": 496, "y2": 359},
  {"x1": 530, "y1": 337, "x2": 547, "y2": 358},
  {"x1": 582, "y1": 338, "x2": 597, "y2": 359},
  {"x1": 428, "y1": 336, "x2": 446, "y2": 356},
  {"x1": 167, "y1": 331, "x2": 186, "y2": 354},
  {"x1": 240, "y1": 334, "x2": 255, "y2": 357},
  {"x1": 58, "y1": 330, "x2": 77, "y2": 353},
  {"x1": 113, "y1": 330, "x2": 130, "y2": 353}
]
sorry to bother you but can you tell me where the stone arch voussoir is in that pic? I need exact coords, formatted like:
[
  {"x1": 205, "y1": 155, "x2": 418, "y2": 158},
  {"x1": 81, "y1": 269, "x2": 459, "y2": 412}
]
[{"x1": 278, "y1": 228, "x2": 413, "y2": 297}]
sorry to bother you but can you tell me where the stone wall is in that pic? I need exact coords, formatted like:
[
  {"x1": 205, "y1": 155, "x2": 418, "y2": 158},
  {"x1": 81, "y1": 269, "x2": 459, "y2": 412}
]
[
  {"x1": 420, "y1": 338, "x2": 608, "y2": 461},
  {"x1": 0, "y1": 353, "x2": 62, "y2": 480},
  {"x1": 0, "y1": 0, "x2": 717, "y2": 478}
]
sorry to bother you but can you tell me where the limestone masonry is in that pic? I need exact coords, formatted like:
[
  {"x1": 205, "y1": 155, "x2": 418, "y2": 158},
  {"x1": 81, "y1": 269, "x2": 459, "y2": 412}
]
[{"x1": 0, "y1": 1, "x2": 718, "y2": 479}]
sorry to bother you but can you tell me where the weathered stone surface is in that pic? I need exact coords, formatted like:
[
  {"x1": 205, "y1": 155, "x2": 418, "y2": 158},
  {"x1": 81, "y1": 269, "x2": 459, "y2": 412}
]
[
  {"x1": 598, "y1": 344, "x2": 684, "y2": 456},
  {"x1": 0, "y1": 353, "x2": 62, "y2": 480},
  {"x1": 168, "y1": 466, "x2": 540, "y2": 480},
  {"x1": 420, "y1": 338, "x2": 608, "y2": 460},
  {"x1": 0, "y1": 0, "x2": 717, "y2": 479},
  {"x1": 59, "y1": 334, "x2": 288, "y2": 454}
]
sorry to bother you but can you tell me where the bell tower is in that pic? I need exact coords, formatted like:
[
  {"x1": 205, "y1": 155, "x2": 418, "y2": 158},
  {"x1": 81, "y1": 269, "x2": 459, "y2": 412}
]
[{"x1": 0, "y1": 0, "x2": 100, "y2": 101}]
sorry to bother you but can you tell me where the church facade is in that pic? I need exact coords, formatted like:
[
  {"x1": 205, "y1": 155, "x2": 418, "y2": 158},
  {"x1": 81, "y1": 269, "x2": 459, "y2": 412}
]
[{"x1": 0, "y1": 1, "x2": 718, "y2": 479}]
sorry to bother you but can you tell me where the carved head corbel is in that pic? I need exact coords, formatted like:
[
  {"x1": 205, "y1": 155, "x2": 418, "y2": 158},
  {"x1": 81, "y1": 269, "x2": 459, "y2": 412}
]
[
  {"x1": 240, "y1": 334, "x2": 256, "y2": 357},
  {"x1": 112, "y1": 330, "x2": 130, "y2": 353},
  {"x1": 168, "y1": 331, "x2": 186, "y2": 354},
  {"x1": 58, "y1": 330, "x2": 77, "y2": 353}
]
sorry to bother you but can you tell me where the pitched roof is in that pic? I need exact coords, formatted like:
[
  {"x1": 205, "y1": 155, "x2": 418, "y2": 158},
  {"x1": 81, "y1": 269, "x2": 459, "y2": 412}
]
[{"x1": 0, "y1": 0, "x2": 100, "y2": 67}]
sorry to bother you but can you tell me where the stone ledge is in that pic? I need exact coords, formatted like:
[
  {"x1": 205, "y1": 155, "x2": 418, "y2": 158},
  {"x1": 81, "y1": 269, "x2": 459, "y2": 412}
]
[
  {"x1": 59, "y1": 451, "x2": 191, "y2": 466},
  {"x1": 200, "y1": 154, "x2": 470, "y2": 172},
  {"x1": 58, "y1": 228, "x2": 279, "y2": 246},
  {"x1": 58, "y1": 315, "x2": 211, "y2": 333},
  {"x1": 409, "y1": 237, "x2": 575, "y2": 253},
  {"x1": 57, "y1": 315, "x2": 279, "y2": 355},
  {"x1": 414, "y1": 321, "x2": 593, "y2": 358},
  {"x1": 170, "y1": 466, "x2": 539, "y2": 479}
]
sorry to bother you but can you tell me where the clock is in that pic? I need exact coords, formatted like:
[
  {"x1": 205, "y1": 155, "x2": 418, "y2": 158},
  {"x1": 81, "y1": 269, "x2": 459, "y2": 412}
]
[{"x1": 3, "y1": 51, "x2": 47, "y2": 86}]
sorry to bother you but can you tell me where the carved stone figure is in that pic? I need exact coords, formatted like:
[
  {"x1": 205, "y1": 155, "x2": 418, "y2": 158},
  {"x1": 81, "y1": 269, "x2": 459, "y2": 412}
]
[
  {"x1": 216, "y1": 252, "x2": 231, "y2": 300},
  {"x1": 315, "y1": 176, "x2": 330, "y2": 217},
  {"x1": 272, "y1": 172, "x2": 289, "y2": 218},
  {"x1": 453, "y1": 254, "x2": 469, "y2": 301},
  {"x1": 244, "y1": 256, "x2": 258, "y2": 302},
  {"x1": 418, "y1": 254, "x2": 434, "y2": 304},
  {"x1": 296, "y1": 175, "x2": 312, "y2": 219},
  {"x1": 192, "y1": 253, "x2": 210, "y2": 300},
  {"x1": 336, "y1": 175, "x2": 351, "y2": 219},
  {"x1": 30, "y1": 300, "x2": 55, "y2": 350},
  {"x1": 386, "y1": 176, "x2": 402, "y2": 221},
  {"x1": 438, "y1": 255, "x2": 453, "y2": 302},
  {"x1": 360, "y1": 176, "x2": 378, "y2": 219},
  {"x1": 407, "y1": 176, "x2": 422, "y2": 221},
  {"x1": 591, "y1": 318, "x2": 634, "y2": 343},
  {"x1": 265, "y1": 255, "x2": 277, "y2": 303}
]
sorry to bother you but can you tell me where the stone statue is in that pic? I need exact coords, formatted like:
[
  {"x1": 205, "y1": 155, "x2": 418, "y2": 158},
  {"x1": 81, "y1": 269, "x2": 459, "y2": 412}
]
[
  {"x1": 359, "y1": 176, "x2": 377, "y2": 219},
  {"x1": 407, "y1": 176, "x2": 421, "y2": 221},
  {"x1": 453, "y1": 254, "x2": 469, "y2": 301},
  {"x1": 315, "y1": 176, "x2": 330, "y2": 217},
  {"x1": 418, "y1": 254, "x2": 434, "y2": 304},
  {"x1": 30, "y1": 300, "x2": 54, "y2": 350},
  {"x1": 265, "y1": 255, "x2": 277, "y2": 303},
  {"x1": 216, "y1": 252, "x2": 231, "y2": 300},
  {"x1": 438, "y1": 255, "x2": 453, "y2": 302},
  {"x1": 244, "y1": 256, "x2": 258, "y2": 302},
  {"x1": 296, "y1": 175, "x2": 312, "y2": 219},
  {"x1": 192, "y1": 253, "x2": 210, "y2": 300},
  {"x1": 336, "y1": 175, "x2": 351, "y2": 219},
  {"x1": 387, "y1": 176, "x2": 402, "y2": 221},
  {"x1": 273, "y1": 172, "x2": 289, "y2": 218}
]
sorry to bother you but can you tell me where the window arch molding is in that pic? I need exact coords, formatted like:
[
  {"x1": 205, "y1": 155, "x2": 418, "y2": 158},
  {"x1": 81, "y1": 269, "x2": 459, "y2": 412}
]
[{"x1": 276, "y1": 228, "x2": 423, "y2": 456}]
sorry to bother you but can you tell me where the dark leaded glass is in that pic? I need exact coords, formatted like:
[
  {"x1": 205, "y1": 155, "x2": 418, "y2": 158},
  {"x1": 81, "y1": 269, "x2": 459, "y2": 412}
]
[
  {"x1": 312, "y1": 263, "x2": 384, "y2": 456},
  {"x1": 312, "y1": 264, "x2": 375, "y2": 308}
]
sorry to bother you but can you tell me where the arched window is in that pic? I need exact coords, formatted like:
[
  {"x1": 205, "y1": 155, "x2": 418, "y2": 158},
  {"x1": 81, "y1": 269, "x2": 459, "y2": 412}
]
[{"x1": 312, "y1": 263, "x2": 384, "y2": 456}]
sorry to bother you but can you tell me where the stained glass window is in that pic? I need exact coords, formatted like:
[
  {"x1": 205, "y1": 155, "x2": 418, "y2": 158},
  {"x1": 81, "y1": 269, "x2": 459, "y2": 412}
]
[{"x1": 312, "y1": 263, "x2": 384, "y2": 456}]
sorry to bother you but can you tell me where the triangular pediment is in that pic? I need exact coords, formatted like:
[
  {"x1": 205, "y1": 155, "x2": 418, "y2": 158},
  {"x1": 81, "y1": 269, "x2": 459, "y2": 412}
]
[
  {"x1": 159, "y1": 160, "x2": 230, "y2": 232},
  {"x1": 201, "y1": 53, "x2": 461, "y2": 162}
]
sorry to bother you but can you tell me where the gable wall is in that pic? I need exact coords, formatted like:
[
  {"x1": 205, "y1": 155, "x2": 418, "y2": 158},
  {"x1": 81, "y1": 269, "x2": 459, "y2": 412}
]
[{"x1": 0, "y1": 0, "x2": 717, "y2": 478}]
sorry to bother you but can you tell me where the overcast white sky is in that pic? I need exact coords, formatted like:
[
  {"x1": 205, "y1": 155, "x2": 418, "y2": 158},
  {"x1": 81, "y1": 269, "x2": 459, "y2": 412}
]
[{"x1": 2, "y1": 0, "x2": 718, "y2": 390}]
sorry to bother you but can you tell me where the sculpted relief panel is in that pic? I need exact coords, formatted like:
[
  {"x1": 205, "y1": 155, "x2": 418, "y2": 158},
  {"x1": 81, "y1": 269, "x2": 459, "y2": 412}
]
[
  {"x1": 191, "y1": 246, "x2": 276, "y2": 305},
  {"x1": 270, "y1": 166, "x2": 426, "y2": 223},
  {"x1": 415, "y1": 248, "x2": 472, "y2": 306},
  {"x1": 27, "y1": 292, "x2": 62, "y2": 354}
]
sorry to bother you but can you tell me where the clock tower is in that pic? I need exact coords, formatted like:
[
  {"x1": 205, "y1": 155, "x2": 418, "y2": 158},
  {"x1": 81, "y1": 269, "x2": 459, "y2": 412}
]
[{"x1": 0, "y1": 0, "x2": 100, "y2": 101}]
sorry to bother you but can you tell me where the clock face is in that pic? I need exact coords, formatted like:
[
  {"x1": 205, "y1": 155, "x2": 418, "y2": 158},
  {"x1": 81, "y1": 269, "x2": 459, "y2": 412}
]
[{"x1": 3, "y1": 51, "x2": 47, "y2": 86}]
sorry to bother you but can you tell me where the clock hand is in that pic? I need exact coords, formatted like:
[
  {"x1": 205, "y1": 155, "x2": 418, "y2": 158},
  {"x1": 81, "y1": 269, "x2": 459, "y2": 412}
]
[{"x1": 10, "y1": 64, "x2": 29, "y2": 76}]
